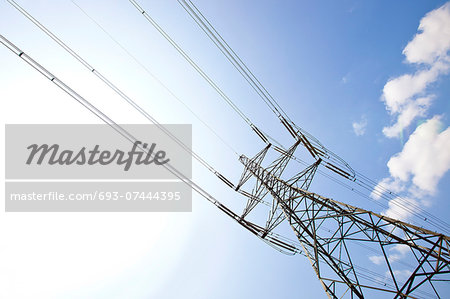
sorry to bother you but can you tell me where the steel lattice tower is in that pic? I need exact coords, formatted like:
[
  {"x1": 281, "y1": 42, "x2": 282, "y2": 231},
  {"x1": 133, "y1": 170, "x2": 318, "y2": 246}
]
[
  {"x1": 234, "y1": 137, "x2": 449, "y2": 298},
  {"x1": 3, "y1": 0, "x2": 450, "y2": 296}
]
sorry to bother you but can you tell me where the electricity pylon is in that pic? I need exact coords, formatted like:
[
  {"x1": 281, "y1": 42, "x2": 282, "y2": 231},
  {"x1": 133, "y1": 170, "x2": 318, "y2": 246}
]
[
  {"x1": 3, "y1": 0, "x2": 449, "y2": 295},
  {"x1": 235, "y1": 138, "x2": 449, "y2": 298}
]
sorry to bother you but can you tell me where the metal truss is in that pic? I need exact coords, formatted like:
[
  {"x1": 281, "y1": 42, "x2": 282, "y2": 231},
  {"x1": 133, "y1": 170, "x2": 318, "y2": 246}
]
[{"x1": 236, "y1": 142, "x2": 450, "y2": 298}]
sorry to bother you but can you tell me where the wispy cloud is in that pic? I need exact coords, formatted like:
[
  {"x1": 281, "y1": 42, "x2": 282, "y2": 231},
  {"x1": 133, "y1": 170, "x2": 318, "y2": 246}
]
[
  {"x1": 369, "y1": 244, "x2": 410, "y2": 265},
  {"x1": 383, "y1": 196, "x2": 419, "y2": 222},
  {"x1": 376, "y1": 2, "x2": 450, "y2": 221},
  {"x1": 352, "y1": 115, "x2": 367, "y2": 136},
  {"x1": 379, "y1": 110, "x2": 450, "y2": 221},
  {"x1": 381, "y1": 2, "x2": 450, "y2": 138},
  {"x1": 402, "y1": 2, "x2": 450, "y2": 65},
  {"x1": 387, "y1": 116, "x2": 450, "y2": 194},
  {"x1": 370, "y1": 177, "x2": 405, "y2": 200},
  {"x1": 341, "y1": 75, "x2": 348, "y2": 84},
  {"x1": 368, "y1": 255, "x2": 384, "y2": 265}
]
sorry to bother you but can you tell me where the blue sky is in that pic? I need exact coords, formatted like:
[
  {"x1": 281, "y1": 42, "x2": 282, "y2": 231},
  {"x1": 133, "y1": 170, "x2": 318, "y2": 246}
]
[{"x1": 1, "y1": 1, "x2": 449, "y2": 298}]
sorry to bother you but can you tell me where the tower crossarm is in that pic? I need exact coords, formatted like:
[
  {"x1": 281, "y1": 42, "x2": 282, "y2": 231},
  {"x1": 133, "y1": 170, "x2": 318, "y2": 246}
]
[{"x1": 239, "y1": 153, "x2": 450, "y2": 298}]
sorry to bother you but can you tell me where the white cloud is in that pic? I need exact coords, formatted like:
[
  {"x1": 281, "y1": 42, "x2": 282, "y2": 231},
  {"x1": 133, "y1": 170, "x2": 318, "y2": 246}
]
[
  {"x1": 382, "y1": 96, "x2": 433, "y2": 138},
  {"x1": 391, "y1": 244, "x2": 409, "y2": 255},
  {"x1": 389, "y1": 270, "x2": 413, "y2": 282},
  {"x1": 381, "y1": 2, "x2": 450, "y2": 138},
  {"x1": 369, "y1": 255, "x2": 384, "y2": 265},
  {"x1": 369, "y1": 244, "x2": 410, "y2": 265},
  {"x1": 403, "y1": 2, "x2": 450, "y2": 64},
  {"x1": 373, "y1": 3, "x2": 450, "y2": 225},
  {"x1": 352, "y1": 115, "x2": 367, "y2": 136},
  {"x1": 370, "y1": 177, "x2": 405, "y2": 200},
  {"x1": 373, "y1": 117, "x2": 450, "y2": 221},
  {"x1": 387, "y1": 116, "x2": 450, "y2": 194},
  {"x1": 383, "y1": 196, "x2": 419, "y2": 222},
  {"x1": 382, "y1": 65, "x2": 444, "y2": 115}
]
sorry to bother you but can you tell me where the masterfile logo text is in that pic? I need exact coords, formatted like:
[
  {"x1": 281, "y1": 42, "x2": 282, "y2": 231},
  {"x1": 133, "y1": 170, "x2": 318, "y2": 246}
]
[
  {"x1": 26, "y1": 140, "x2": 170, "y2": 171},
  {"x1": 5, "y1": 124, "x2": 192, "y2": 212}
]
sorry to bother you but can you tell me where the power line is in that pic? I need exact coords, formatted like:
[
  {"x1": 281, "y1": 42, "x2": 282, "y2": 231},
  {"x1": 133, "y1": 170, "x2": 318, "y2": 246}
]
[
  {"x1": 129, "y1": 0, "x2": 361, "y2": 186},
  {"x1": 69, "y1": 0, "x2": 240, "y2": 158},
  {"x1": 3, "y1": 2, "x2": 449, "y2": 293},
  {"x1": 6, "y1": 0, "x2": 308, "y2": 256},
  {"x1": 70, "y1": 0, "x2": 436, "y2": 232},
  {"x1": 0, "y1": 33, "x2": 297, "y2": 258},
  {"x1": 175, "y1": 0, "x2": 450, "y2": 234},
  {"x1": 128, "y1": 0, "x2": 271, "y2": 145},
  {"x1": 2, "y1": 36, "x2": 422, "y2": 297},
  {"x1": 6, "y1": 0, "x2": 233, "y2": 182},
  {"x1": 5, "y1": 0, "x2": 310, "y2": 254}
]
